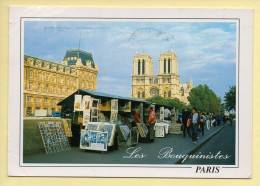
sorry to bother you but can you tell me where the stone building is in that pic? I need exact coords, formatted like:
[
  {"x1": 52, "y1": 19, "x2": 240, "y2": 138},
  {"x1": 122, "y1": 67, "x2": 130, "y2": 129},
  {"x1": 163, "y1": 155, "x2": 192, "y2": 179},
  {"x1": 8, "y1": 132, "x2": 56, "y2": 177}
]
[
  {"x1": 131, "y1": 49, "x2": 193, "y2": 104},
  {"x1": 24, "y1": 49, "x2": 98, "y2": 116}
]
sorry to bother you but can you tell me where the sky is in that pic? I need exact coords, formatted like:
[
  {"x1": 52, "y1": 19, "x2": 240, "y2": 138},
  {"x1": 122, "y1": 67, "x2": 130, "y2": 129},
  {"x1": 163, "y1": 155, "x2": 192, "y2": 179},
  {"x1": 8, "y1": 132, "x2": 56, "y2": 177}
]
[{"x1": 24, "y1": 20, "x2": 237, "y2": 101}]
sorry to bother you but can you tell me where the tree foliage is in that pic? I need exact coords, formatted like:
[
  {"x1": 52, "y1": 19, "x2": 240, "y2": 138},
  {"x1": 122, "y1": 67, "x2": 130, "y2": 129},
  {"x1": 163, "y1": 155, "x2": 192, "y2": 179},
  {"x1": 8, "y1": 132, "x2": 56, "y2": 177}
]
[
  {"x1": 224, "y1": 85, "x2": 236, "y2": 111},
  {"x1": 187, "y1": 84, "x2": 222, "y2": 114},
  {"x1": 146, "y1": 96, "x2": 186, "y2": 111}
]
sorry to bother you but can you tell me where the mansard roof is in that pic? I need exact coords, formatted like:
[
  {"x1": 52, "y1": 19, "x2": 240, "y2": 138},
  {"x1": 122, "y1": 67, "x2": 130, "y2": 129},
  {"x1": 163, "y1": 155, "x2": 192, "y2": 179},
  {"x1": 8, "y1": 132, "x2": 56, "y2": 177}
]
[{"x1": 64, "y1": 49, "x2": 95, "y2": 68}]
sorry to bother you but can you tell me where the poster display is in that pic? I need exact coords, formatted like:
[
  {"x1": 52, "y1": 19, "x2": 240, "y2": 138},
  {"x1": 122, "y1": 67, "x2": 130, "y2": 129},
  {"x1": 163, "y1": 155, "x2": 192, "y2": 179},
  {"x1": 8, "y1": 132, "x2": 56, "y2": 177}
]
[
  {"x1": 80, "y1": 130, "x2": 108, "y2": 151},
  {"x1": 38, "y1": 121, "x2": 71, "y2": 154},
  {"x1": 155, "y1": 125, "x2": 165, "y2": 137},
  {"x1": 82, "y1": 95, "x2": 92, "y2": 111},
  {"x1": 84, "y1": 122, "x2": 116, "y2": 147},
  {"x1": 91, "y1": 98, "x2": 99, "y2": 122},
  {"x1": 111, "y1": 99, "x2": 118, "y2": 112},
  {"x1": 160, "y1": 107, "x2": 164, "y2": 121},
  {"x1": 74, "y1": 95, "x2": 82, "y2": 111},
  {"x1": 124, "y1": 101, "x2": 131, "y2": 112}
]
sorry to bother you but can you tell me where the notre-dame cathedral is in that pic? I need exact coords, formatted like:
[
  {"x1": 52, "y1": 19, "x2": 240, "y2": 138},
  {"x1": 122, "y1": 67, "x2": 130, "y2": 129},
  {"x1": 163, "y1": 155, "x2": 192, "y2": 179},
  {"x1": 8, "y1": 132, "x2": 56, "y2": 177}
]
[{"x1": 131, "y1": 49, "x2": 193, "y2": 104}]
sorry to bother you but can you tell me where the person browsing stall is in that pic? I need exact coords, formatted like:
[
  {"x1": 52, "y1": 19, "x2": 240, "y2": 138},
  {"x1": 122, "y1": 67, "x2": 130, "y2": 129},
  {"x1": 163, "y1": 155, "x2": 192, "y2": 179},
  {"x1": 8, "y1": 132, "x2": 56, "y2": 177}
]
[{"x1": 133, "y1": 109, "x2": 143, "y2": 127}]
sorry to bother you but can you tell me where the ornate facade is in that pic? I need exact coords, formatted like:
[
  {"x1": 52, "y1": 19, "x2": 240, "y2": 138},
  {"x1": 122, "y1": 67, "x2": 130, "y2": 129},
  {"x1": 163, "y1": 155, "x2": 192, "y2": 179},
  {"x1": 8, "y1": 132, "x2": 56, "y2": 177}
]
[
  {"x1": 24, "y1": 49, "x2": 98, "y2": 116},
  {"x1": 131, "y1": 49, "x2": 193, "y2": 104}
]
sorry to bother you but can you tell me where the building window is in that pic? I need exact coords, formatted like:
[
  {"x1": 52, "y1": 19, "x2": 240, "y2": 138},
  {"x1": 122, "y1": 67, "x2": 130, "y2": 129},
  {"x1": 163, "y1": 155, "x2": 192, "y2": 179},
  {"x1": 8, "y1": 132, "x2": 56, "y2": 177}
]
[
  {"x1": 164, "y1": 59, "x2": 166, "y2": 74},
  {"x1": 53, "y1": 76, "x2": 56, "y2": 82},
  {"x1": 26, "y1": 107, "x2": 32, "y2": 115},
  {"x1": 44, "y1": 97, "x2": 49, "y2": 103},
  {"x1": 29, "y1": 82, "x2": 32, "y2": 90},
  {"x1": 36, "y1": 97, "x2": 41, "y2": 103},
  {"x1": 52, "y1": 98, "x2": 56, "y2": 105},
  {"x1": 53, "y1": 86, "x2": 56, "y2": 93},
  {"x1": 67, "y1": 78, "x2": 69, "y2": 84},
  {"x1": 138, "y1": 60, "x2": 141, "y2": 75},
  {"x1": 82, "y1": 82, "x2": 84, "y2": 88},
  {"x1": 164, "y1": 91, "x2": 167, "y2": 97},
  {"x1": 181, "y1": 87, "x2": 184, "y2": 96},
  {"x1": 38, "y1": 72, "x2": 41, "y2": 79},
  {"x1": 168, "y1": 91, "x2": 171, "y2": 98},
  {"x1": 67, "y1": 88, "x2": 69, "y2": 94},
  {"x1": 30, "y1": 71, "x2": 33, "y2": 78},
  {"x1": 60, "y1": 77, "x2": 63, "y2": 83},
  {"x1": 142, "y1": 59, "x2": 145, "y2": 75},
  {"x1": 138, "y1": 92, "x2": 141, "y2": 98},
  {"x1": 142, "y1": 92, "x2": 145, "y2": 98},
  {"x1": 46, "y1": 74, "x2": 49, "y2": 81},
  {"x1": 168, "y1": 58, "x2": 171, "y2": 74},
  {"x1": 46, "y1": 84, "x2": 49, "y2": 92},
  {"x1": 27, "y1": 96, "x2": 33, "y2": 102},
  {"x1": 37, "y1": 84, "x2": 41, "y2": 91},
  {"x1": 60, "y1": 87, "x2": 62, "y2": 94}
]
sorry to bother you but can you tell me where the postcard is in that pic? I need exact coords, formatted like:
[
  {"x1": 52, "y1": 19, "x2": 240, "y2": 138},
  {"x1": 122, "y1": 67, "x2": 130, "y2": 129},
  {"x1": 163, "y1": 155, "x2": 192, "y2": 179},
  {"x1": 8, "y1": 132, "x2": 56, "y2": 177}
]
[{"x1": 8, "y1": 7, "x2": 252, "y2": 178}]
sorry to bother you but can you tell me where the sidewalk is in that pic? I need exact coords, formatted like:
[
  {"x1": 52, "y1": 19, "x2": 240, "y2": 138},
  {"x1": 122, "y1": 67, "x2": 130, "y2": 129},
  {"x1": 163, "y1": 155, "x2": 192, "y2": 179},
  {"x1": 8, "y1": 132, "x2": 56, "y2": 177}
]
[{"x1": 23, "y1": 124, "x2": 225, "y2": 164}]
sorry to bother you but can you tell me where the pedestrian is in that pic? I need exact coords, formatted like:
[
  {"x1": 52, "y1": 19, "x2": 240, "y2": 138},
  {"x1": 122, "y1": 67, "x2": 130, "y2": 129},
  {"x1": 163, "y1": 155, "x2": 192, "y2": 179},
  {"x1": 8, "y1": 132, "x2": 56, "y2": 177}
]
[
  {"x1": 182, "y1": 108, "x2": 191, "y2": 138},
  {"x1": 199, "y1": 112, "x2": 206, "y2": 136},
  {"x1": 146, "y1": 106, "x2": 156, "y2": 143},
  {"x1": 187, "y1": 108, "x2": 200, "y2": 144},
  {"x1": 206, "y1": 113, "x2": 211, "y2": 131},
  {"x1": 132, "y1": 109, "x2": 143, "y2": 128},
  {"x1": 164, "y1": 107, "x2": 171, "y2": 120},
  {"x1": 211, "y1": 115, "x2": 216, "y2": 127}
]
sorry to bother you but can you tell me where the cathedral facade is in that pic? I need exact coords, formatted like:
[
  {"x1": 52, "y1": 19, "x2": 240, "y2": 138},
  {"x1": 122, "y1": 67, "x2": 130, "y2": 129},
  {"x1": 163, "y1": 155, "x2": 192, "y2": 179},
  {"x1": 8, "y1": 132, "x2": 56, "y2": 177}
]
[{"x1": 131, "y1": 49, "x2": 193, "y2": 104}]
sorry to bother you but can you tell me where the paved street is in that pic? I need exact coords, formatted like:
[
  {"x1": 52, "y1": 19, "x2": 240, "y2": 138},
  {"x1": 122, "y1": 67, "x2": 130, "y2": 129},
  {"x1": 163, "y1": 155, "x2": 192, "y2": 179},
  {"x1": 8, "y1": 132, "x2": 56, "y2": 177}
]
[
  {"x1": 183, "y1": 121, "x2": 235, "y2": 165},
  {"x1": 24, "y1": 123, "x2": 235, "y2": 165}
]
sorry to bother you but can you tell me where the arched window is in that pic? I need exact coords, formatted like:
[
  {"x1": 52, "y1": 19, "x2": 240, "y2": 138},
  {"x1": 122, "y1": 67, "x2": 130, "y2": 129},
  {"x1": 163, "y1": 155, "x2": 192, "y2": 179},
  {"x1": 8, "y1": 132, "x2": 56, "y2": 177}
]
[
  {"x1": 138, "y1": 60, "x2": 141, "y2": 75},
  {"x1": 164, "y1": 59, "x2": 166, "y2": 74},
  {"x1": 168, "y1": 91, "x2": 171, "y2": 98},
  {"x1": 138, "y1": 92, "x2": 141, "y2": 98},
  {"x1": 164, "y1": 91, "x2": 167, "y2": 97},
  {"x1": 142, "y1": 59, "x2": 145, "y2": 75},
  {"x1": 168, "y1": 58, "x2": 171, "y2": 73},
  {"x1": 142, "y1": 92, "x2": 145, "y2": 98}
]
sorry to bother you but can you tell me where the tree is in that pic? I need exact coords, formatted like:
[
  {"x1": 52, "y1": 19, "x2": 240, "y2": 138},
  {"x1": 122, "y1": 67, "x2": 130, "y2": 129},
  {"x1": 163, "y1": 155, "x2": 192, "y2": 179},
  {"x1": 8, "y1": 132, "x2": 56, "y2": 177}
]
[
  {"x1": 146, "y1": 96, "x2": 187, "y2": 111},
  {"x1": 187, "y1": 84, "x2": 222, "y2": 114},
  {"x1": 224, "y1": 85, "x2": 236, "y2": 111}
]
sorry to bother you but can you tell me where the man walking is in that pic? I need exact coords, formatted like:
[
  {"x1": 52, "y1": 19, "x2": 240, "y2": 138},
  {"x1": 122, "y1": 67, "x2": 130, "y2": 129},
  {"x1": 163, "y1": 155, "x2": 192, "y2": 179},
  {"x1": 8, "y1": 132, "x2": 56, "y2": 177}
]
[{"x1": 188, "y1": 108, "x2": 200, "y2": 144}]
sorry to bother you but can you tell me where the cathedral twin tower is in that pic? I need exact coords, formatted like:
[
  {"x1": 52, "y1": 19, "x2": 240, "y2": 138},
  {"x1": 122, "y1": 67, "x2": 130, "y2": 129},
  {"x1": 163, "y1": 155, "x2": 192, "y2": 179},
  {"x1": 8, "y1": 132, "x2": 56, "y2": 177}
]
[{"x1": 131, "y1": 49, "x2": 193, "y2": 104}]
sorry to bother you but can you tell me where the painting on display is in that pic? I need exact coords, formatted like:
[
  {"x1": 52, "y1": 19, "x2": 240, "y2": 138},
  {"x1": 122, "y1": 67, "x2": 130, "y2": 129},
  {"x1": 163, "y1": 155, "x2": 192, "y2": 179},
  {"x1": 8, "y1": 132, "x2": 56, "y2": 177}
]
[
  {"x1": 155, "y1": 125, "x2": 165, "y2": 138},
  {"x1": 136, "y1": 123, "x2": 148, "y2": 138},
  {"x1": 130, "y1": 128, "x2": 139, "y2": 145},
  {"x1": 62, "y1": 119, "x2": 72, "y2": 137},
  {"x1": 83, "y1": 111, "x2": 91, "y2": 126},
  {"x1": 80, "y1": 130, "x2": 108, "y2": 151},
  {"x1": 74, "y1": 95, "x2": 82, "y2": 111},
  {"x1": 98, "y1": 123, "x2": 116, "y2": 146},
  {"x1": 86, "y1": 122, "x2": 99, "y2": 131},
  {"x1": 119, "y1": 125, "x2": 130, "y2": 140}
]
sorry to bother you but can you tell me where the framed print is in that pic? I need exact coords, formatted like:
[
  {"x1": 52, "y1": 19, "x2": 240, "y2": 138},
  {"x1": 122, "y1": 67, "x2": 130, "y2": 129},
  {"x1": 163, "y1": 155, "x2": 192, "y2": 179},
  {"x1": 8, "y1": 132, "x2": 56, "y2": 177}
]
[{"x1": 8, "y1": 7, "x2": 252, "y2": 178}]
